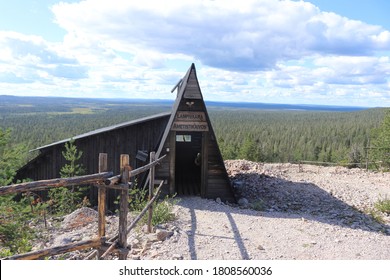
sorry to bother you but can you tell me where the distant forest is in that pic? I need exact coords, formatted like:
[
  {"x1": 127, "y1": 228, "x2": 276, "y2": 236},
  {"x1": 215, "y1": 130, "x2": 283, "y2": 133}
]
[
  {"x1": 0, "y1": 96, "x2": 387, "y2": 166},
  {"x1": 210, "y1": 108, "x2": 385, "y2": 164}
]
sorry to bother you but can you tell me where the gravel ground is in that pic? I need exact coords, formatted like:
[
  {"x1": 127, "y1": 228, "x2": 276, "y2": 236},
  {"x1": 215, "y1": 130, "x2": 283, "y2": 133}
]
[
  {"x1": 33, "y1": 161, "x2": 390, "y2": 260},
  {"x1": 140, "y1": 161, "x2": 390, "y2": 260}
]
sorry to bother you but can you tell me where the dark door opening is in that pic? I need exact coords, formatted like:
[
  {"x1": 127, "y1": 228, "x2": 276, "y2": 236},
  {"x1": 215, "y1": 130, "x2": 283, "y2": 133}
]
[{"x1": 175, "y1": 132, "x2": 202, "y2": 195}]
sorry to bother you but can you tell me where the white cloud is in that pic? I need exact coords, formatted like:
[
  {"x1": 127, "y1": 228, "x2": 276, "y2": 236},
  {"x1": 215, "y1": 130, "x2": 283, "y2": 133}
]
[
  {"x1": 52, "y1": 0, "x2": 390, "y2": 71},
  {"x1": 1, "y1": 0, "x2": 390, "y2": 106},
  {"x1": 0, "y1": 31, "x2": 88, "y2": 82}
]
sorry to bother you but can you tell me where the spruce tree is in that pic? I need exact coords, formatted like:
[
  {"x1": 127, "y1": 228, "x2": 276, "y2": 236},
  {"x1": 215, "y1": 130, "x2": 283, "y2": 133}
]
[
  {"x1": 371, "y1": 110, "x2": 390, "y2": 170},
  {"x1": 49, "y1": 139, "x2": 87, "y2": 214}
]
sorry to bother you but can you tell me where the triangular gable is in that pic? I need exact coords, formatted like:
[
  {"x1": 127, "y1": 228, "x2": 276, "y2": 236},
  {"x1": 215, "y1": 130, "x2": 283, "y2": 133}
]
[
  {"x1": 155, "y1": 65, "x2": 193, "y2": 158},
  {"x1": 155, "y1": 63, "x2": 235, "y2": 202}
]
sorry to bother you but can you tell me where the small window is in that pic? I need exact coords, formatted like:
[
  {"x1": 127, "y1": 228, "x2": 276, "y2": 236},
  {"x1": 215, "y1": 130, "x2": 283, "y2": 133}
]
[{"x1": 176, "y1": 135, "x2": 192, "y2": 142}]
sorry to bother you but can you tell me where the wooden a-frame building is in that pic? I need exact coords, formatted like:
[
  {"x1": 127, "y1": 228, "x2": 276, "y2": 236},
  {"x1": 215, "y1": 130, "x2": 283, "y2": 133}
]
[{"x1": 15, "y1": 64, "x2": 235, "y2": 205}]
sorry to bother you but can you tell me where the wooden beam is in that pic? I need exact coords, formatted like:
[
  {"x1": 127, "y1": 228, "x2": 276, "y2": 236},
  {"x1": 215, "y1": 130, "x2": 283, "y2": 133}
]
[
  {"x1": 100, "y1": 181, "x2": 164, "y2": 258},
  {"x1": 169, "y1": 132, "x2": 176, "y2": 195},
  {"x1": 170, "y1": 78, "x2": 182, "y2": 93},
  {"x1": 127, "y1": 180, "x2": 164, "y2": 235},
  {"x1": 99, "y1": 242, "x2": 117, "y2": 259},
  {"x1": 4, "y1": 238, "x2": 103, "y2": 260},
  {"x1": 148, "y1": 151, "x2": 155, "y2": 233},
  {"x1": 118, "y1": 154, "x2": 130, "y2": 260},
  {"x1": 129, "y1": 154, "x2": 166, "y2": 178},
  {"x1": 104, "y1": 155, "x2": 166, "y2": 186},
  {"x1": 105, "y1": 175, "x2": 121, "y2": 185},
  {"x1": 0, "y1": 172, "x2": 113, "y2": 195},
  {"x1": 97, "y1": 153, "x2": 108, "y2": 259},
  {"x1": 107, "y1": 180, "x2": 164, "y2": 243}
]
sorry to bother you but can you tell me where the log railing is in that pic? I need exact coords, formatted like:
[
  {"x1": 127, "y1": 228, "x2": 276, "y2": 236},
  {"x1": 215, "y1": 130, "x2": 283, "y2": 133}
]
[{"x1": 0, "y1": 152, "x2": 166, "y2": 260}]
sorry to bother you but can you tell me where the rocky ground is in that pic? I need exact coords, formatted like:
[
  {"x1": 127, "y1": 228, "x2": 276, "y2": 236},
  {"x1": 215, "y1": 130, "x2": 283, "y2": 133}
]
[{"x1": 30, "y1": 161, "x2": 390, "y2": 260}]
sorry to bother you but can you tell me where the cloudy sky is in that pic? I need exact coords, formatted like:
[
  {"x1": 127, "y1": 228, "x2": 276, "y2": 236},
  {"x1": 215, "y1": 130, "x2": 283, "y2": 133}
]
[{"x1": 0, "y1": 0, "x2": 389, "y2": 107}]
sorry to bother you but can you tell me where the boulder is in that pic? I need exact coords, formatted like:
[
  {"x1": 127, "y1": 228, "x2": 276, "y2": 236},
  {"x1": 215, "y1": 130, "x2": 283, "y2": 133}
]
[
  {"x1": 238, "y1": 198, "x2": 249, "y2": 207},
  {"x1": 61, "y1": 207, "x2": 98, "y2": 229},
  {"x1": 156, "y1": 229, "x2": 173, "y2": 241}
]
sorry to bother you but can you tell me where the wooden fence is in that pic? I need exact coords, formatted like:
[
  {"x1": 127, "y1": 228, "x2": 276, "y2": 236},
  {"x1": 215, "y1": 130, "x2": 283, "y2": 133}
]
[
  {"x1": 297, "y1": 160, "x2": 383, "y2": 172},
  {"x1": 0, "y1": 152, "x2": 166, "y2": 260}
]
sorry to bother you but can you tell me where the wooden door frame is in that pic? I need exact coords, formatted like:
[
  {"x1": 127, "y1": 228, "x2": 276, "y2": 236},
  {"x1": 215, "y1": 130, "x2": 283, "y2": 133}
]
[
  {"x1": 201, "y1": 131, "x2": 208, "y2": 197},
  {"x1": 169, "y1": 131, "x2": 207, "y2": 197}
]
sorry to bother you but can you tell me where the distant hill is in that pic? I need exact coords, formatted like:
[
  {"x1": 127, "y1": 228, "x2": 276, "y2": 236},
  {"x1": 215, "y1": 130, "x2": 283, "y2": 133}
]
[{"x1": 0, "y1": 95, "x2": 370, "y2": 112}]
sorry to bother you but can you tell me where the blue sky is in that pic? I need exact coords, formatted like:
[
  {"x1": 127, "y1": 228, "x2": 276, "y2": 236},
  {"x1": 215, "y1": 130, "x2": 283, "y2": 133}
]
[{"x1": 0, "y1": 0, "x2": 389, "y2": 107}]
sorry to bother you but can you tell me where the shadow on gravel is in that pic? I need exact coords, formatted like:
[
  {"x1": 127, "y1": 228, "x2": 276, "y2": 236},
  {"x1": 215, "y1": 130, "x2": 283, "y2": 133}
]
[
  {"x1": 175, "y1": 172, "x2": 389, "y2": 260},
  {"x1": 184, "y1": 204, "x2": 251, "y2": 260},
  {"x1": 231, "y1": 172, "x2": 390, "y2": 236}
]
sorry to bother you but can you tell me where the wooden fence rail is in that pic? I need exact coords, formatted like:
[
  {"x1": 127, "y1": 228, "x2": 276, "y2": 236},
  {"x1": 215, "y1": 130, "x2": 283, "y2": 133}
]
[
  {"x1": 1, "y1": 152, "x2": 166, "y2": 261},
  {"x1": 6, "y1": 238, "x2": 104, "y2": 260},
  {"x1": 0, "y1": 172, "x2": 113, "y2": 195}
]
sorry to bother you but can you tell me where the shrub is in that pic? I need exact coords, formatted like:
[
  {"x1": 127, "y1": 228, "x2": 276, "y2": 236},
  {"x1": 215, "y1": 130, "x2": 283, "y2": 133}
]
[
  {"x1": 0, "y1": 195, "x2": 35, "y2": 257},
  {"x1": 48, "y1": 139, "x2": 88, "y2": 215},
  {"x1": 126, "y1": 187, "x2": 177, "y2": 226},
  {"x1": 374, "y1": 197, "x2": 390, "y2": 214},
  {"x1": 251, "y1": 199, "x2": 266, "y2": 211},
  {"x1": 150, "y1": 196, "x2": 177, "y2": 226}
]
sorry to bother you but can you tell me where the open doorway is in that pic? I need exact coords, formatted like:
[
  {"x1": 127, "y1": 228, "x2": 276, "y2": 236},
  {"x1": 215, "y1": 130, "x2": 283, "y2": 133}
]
[{"x1": 175, "y1": 132, "x2": 202, "y2": 195}]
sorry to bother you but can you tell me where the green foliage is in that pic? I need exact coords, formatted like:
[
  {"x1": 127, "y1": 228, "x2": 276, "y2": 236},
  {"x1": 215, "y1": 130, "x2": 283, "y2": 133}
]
[
  {"x1": 128, "y1": 187, "x2": 148, "y2": 212},
  {"x1": 60, "y1": 139, "x2": 85, "y2": 178},
  {"x1": 149, "y1": 197, "x2": 177, "y2": 226},
  {"x1": 371, "y1": 110, "x2": 390, "y2": 170},
  {"x1": 0, "y1": 195, "x2": 35, "y2": 257},
  {"x1": 0, "y1": 97, "x2": 386, "y2": 168},
  {"x1": 251, "y1": 199, "x2": 265, "y2": 211},
  {"x1": 374, "y1": 197, "x2": 390, "y2": 214},
  {"x1": 210, "y1": 108, "x2": 384, "y2": 164},
  {"x1": 238, "y1": 135, "x2": 264, "y2": 161},
  {"x1": 367, "y1": 208, "x2": 385, "y2": 224},
  {"x1": 0, "y1": 128, "x2": 35, "y2": 257},
  {"x1": 0, "y1": 97, "x2": 171, "y2": 153},
  {"x1": 348, "y1": 144, "x2": 363, "y2": 168},
  {"x1": 48, "y1": 139, "x2": 88, "y2": 215},
  {"x1": 0, "y1": 128, "x2": 27, "y2": 186},
  {"x1": 125, "y1": 187, "x2": 177, "y2": 226}
]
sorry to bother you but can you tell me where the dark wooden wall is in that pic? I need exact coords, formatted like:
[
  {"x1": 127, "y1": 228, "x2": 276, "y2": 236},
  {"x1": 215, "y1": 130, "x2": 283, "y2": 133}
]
[{"x1": 15, "y1": 115, "x2": 170, "y2": 208}]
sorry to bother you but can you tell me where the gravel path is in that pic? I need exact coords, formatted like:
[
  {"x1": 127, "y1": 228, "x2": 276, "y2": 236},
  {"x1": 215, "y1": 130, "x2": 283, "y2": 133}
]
[
  {"x1": 140, "y1": 162, "x2": 390, "y2": 260},
  {"x1": 37, "y1": 161, "x2": 390, "y2": 260}
]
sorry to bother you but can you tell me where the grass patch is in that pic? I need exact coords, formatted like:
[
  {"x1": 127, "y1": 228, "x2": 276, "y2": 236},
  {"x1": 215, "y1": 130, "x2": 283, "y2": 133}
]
[
  {"x1": 374, "y1": 197, "x2": 390, "y2": 214},
  {"x1": 118, "y1": 188, "x2": 177, "y2": 227},
  {"x1": 47, "y1": 107, "x2": 96, "y2": 115},
  {"x1": 251, "y1": 199, "x2": 266, "y2": 211},
  {"x1": 149, "y1": 197, "x2": 177, "y2": 225},
  {"x1": 367, "y1": 208, "x2": 385, "y2": 224}
]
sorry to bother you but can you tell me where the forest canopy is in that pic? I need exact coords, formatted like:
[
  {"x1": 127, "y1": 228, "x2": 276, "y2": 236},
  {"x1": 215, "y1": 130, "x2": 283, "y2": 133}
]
[{"x1": 0, "y1": 96, "x2": 388, "y2": 171}]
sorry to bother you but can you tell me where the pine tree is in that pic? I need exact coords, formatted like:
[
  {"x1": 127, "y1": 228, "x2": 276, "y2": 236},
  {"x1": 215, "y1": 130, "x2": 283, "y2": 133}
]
[
  {"x1": 49, "y1": 139, "x2": 87, "y2": 214},
  {"x1": 60, "y1": 139, "x2": 84, "y2": 178},
  {"x1": 0, "y1": 128, "x2": 26, "y2": 186},
  {"x1": 371, "y1": 110, "x2": 390, "y2": 170}
]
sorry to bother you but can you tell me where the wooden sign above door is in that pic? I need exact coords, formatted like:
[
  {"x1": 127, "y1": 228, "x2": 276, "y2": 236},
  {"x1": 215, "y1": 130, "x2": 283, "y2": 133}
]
[{"x1": 172, "y1": 111, "x2": 209, "y2": 131}]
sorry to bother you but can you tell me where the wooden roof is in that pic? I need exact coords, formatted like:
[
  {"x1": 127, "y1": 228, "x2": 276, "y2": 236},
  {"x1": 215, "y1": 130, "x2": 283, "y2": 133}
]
[{"x1": 32, "y1": 111, "x2": 171, "y2": 152}]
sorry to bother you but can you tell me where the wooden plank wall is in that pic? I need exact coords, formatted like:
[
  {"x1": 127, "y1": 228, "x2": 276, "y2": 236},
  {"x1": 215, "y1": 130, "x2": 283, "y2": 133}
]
[
  {"x1": 15, "y1": 116, "x2": 170, "y2": 208},
  {"x1": 205, "y1": 133, "x2": 235, "y2": 202}
]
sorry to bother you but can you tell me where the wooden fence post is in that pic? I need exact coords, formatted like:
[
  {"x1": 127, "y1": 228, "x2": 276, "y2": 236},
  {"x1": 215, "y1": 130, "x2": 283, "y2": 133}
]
[
  {"x1": 148, "y1": 152, "x2": 155, "y2": 233},
  {"x1": 118, "y1": 154, "x2": 130, "y2": 260},
  {"x1": 97, "y1": 153, "x2": 107, "y2": 259}
]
